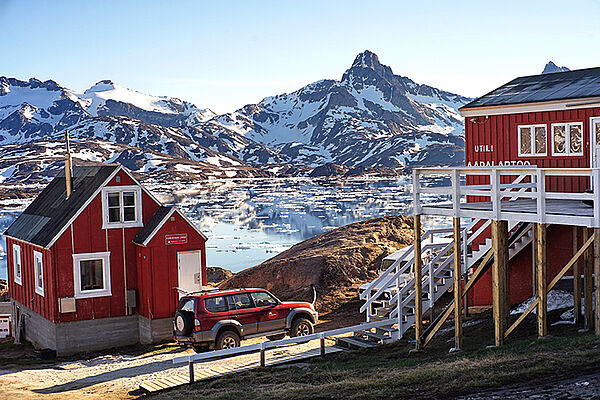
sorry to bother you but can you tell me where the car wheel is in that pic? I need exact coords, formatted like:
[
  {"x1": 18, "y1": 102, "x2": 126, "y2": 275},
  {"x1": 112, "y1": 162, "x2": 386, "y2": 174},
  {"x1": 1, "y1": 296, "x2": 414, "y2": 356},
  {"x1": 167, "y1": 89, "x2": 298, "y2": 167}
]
[
  {"x1": 291, "y1": 317, "x2": 313, "y2": 337},
  {"x1": 192, "y1": 344, "x2": 209, "y2": 353},
  {"x1": 174, "y1": 311, "x2": 194, "y2": 336},
  {"x1": 216, "y1": 331, "x2": 240, "y2": 350},
  {"x1": 267, "y1": 333, "x2": 286, "y2": 341}
]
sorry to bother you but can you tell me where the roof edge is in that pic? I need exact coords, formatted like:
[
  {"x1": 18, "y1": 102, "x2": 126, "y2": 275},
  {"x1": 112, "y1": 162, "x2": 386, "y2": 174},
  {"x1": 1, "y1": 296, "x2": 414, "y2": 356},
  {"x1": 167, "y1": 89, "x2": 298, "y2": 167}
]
[{"x1": 460, "y1": 96, "x2": 600, "y2": 117}]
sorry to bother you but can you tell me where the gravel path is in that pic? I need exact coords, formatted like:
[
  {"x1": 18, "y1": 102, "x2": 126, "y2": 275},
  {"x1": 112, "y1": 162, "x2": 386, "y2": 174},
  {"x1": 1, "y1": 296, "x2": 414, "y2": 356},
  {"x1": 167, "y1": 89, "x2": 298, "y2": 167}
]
[{"x1": 0, "y1": 337, "x2": 325, "y2": 400}]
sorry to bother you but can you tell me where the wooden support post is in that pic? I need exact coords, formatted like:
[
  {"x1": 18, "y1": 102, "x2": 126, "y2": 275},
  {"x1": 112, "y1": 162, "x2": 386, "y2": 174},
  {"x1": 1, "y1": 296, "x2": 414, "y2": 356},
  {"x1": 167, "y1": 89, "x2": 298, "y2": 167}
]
[
  {"x1": 504, "y1": 235, "x2": 511, "y2": 332},
  {"x1": 535, "y1": 223, "x2": 547, "y2": 338},
  {"x1": 320, "y1": 333, "x2": 326, "y2": 356},
  {"x1": 492, "y1": 220, "x2": 508, "y2": 346},
  {"x1": 584, "y1": 227, "x2": 594, "y2": 330},
  {"x1": 573, "y1": 226, "x2": 582, "y2": 324},
  {"x1": 594, "y1": 229, "x2": 600, "y2": 335},
  {"x1": 453, "y1": 217, "x2": 463, "y2": 350},
  {"x1": 413, "y1": 215, "x2": 423, "y2": 350}
]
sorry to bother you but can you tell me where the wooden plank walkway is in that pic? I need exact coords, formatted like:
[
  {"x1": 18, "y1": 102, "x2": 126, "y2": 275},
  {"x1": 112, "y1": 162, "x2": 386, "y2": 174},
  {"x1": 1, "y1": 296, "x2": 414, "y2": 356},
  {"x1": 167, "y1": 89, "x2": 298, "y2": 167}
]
[{"x1": 139, "y1": 345, "x2": 347, "y2": 394}]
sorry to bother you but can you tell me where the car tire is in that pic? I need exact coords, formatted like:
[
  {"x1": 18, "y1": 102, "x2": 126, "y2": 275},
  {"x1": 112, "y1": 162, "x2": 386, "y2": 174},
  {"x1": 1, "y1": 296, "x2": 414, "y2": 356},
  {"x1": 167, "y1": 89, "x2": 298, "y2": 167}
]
[
  {"x1": 291, "y1": 317, "x2": 314, "y2": 337},
  {"x1": 216, "y1": 330, "x2": 240, "y2": 350},
  {"x1": 192, "y1": 344, "x2": 209, "y2": 353},
  {"x1": 267, "y1": 333, "x2": 286, "y2": 341},
  {"x1": 174, "y1": 311, "x2": 194, "y2": 336}
]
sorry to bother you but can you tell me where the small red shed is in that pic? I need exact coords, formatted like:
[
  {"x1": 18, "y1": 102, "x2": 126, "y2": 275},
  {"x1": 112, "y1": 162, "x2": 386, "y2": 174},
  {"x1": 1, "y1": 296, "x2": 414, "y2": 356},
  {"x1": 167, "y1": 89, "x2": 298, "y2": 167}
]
[
  {"x1": 459, "y1": 67, "x2": 600, "y2": 306},
  {"x1": 3, "y1": 164, "x2": 207, "y2": 354}
]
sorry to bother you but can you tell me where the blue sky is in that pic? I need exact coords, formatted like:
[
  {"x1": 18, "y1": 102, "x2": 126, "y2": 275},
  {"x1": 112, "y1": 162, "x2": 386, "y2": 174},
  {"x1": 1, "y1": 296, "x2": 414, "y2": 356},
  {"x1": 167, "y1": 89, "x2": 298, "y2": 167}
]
[{"x1": 1, "y1": 0, "x2": 599, "y2": 113}]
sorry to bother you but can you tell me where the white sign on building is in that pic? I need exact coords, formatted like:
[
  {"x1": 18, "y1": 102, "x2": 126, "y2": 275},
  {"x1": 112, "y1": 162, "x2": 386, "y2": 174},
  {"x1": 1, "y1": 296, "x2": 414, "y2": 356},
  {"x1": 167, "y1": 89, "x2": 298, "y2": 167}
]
[{"x1": 0, "y1": 315, "x2": 11, "y2": 339}]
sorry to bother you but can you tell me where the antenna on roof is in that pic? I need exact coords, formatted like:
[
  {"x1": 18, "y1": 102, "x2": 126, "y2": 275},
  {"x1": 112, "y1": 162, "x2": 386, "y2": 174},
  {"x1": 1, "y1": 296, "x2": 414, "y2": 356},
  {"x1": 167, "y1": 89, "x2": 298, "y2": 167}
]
[{"x1": 65, "y1": 130, "x2": 73, "y2": 198}]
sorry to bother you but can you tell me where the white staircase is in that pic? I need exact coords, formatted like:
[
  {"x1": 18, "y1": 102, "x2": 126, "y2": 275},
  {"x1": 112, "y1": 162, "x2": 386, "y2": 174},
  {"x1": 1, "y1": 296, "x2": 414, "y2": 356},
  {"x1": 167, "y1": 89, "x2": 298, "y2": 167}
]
[{"x1": 354, "y1": 219, "x2": 533, "y2": 345}]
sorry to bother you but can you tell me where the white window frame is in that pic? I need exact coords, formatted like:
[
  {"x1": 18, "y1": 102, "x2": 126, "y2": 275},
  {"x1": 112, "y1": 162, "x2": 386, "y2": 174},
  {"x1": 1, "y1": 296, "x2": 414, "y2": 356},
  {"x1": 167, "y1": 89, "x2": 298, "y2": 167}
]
[
  {"x1": 101, "y1": 185, "x2": 143, "y2": 229},
  {"x1": 551, "y1": 122, "x2": 584, "y2": 156},
  {"x1": 33, "y1": 250, "x2": 44, "y2": 296},
  {"x1": 517, "y1": 124, "x2": 547, "y2": 157},
  {"x1": 12, "y1": 244, "x2": 22, "y2": 286},
  {"x1": 73, "y1": 252, "x2": 112, "y2": 299}
]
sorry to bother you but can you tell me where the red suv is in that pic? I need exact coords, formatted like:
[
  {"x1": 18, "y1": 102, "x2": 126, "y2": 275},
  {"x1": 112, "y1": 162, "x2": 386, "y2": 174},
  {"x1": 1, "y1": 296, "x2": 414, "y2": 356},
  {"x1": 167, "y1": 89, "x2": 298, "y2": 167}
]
[{"x1": 173, "y1": 288, "x2": 318, "y2": 352}]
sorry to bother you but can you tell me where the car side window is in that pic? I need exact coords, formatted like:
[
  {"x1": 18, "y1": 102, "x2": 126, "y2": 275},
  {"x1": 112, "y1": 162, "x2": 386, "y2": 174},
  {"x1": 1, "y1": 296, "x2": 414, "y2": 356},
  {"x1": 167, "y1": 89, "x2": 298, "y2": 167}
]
[
  {"x1": 204, "y1": 296, "x2": 228, "y2": 313},
  {"x1": 179, "y1": 299, "x2": 195, "y2": 313},
  {"x1": 250, "y1": 292, "x2": 278, "y2": 308},
  {"x1": 227, "y1": 293, "x2": 253, "y2": 310}
]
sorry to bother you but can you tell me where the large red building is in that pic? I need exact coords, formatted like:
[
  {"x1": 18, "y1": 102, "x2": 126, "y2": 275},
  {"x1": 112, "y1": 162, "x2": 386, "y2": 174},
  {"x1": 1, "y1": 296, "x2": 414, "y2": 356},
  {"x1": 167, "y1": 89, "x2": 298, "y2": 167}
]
[
  {"x1": 459, "y1": 67, "x2": 600, "y2": 305},
  {"x1": 4, "y1": 164, "x2": 207, "y2": 354}
]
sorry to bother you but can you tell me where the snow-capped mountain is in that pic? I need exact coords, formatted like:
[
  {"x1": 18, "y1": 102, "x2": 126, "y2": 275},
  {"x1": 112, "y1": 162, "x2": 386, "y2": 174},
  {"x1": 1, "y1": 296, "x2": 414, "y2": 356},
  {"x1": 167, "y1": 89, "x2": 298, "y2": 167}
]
[
  {"x1": 0, "y1": 50, "x2": 475, "y2": 183},
  {"x1": 205, "y1": 50, "x2": 471, "y2": 167},
  {"x1": 542, "y1": 61, "x2": 570, "y2": 74}
]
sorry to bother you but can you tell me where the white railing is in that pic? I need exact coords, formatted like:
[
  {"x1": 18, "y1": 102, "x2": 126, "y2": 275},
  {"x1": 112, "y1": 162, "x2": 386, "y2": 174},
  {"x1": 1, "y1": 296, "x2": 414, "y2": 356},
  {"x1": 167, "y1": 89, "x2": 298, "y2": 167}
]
[
  {"x1": 413, "y1": 167, "x2": 600, "y2": 227},
  {"x1": 172, "y1": 318, "x2": 397, "y2": 382}
]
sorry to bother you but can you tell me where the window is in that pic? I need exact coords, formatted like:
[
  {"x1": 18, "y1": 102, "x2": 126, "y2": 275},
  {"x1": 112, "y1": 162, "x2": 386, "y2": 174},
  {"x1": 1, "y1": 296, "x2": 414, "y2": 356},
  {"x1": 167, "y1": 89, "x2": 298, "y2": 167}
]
[
  {"x1": 12, "y1": 244, "x2": 21, "y2": 285},
  {"x1": 552, "y1": 122, "x2": 583, "y2": 156},
  {"x1": 250, "y1": 292, "x2": 278, "y2": 308},
  {"x1": 227, "y1": 293, "x2": 253, "y2": 310},
  {"x1": 73, "y1": 252, "x2": 112, "y2": 299},
  {"x1": 518, "y1": 124, "x2": 547, "y2": 156},
  {"x1": 101, "y1": 186, "x2": 143, "y2": 228},
  {"x1": 33, "y1": 251, "x2": 44, "y2": 296},
  {"x1": 205, "y1": 296, "x2": 228, "y2": 313},
  {"x1": 178, "y1": 298, "x2": 196, "y2": 313}
]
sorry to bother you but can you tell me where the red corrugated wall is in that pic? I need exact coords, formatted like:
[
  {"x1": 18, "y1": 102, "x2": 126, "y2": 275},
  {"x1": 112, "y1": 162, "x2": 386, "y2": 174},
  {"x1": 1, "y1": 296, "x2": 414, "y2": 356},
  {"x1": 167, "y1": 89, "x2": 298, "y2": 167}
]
[
  {"x1": 136, "y1": 213, "x2": 206, "y2": 320},
  {"x1": 466, "y1": 107, "x2": 600, "y2": 305}
]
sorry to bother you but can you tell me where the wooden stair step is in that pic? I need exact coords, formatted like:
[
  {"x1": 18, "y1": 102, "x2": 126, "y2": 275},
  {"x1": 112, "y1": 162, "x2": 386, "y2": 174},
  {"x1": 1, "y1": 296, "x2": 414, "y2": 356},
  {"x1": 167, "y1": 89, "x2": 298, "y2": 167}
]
[{"x1": 336, "y1": 336, "x2": 380, "y2": 349}]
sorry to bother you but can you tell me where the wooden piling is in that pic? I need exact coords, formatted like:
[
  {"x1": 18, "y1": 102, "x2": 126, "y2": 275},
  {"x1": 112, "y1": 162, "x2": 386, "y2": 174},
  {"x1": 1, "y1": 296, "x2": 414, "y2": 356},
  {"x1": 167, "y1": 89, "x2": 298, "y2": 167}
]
[
  {"x1": 573, "y1": 226, "x2": 582, "y2": 324},
  {"x1": 584, "y1": 227, "x2": 593, "y2": 330},
  {"x1": 453, "y1": 217, "x2": 463, "y2": 350},
  {"x1": 492, "y1": 220, "x2": 508, "y2": 346},
  {"x1": 535, "y1": 223, "x2": 547, "y2": 338},
  {"x1": 413, "y1": 215, "x2": 423, "y2": 350}
]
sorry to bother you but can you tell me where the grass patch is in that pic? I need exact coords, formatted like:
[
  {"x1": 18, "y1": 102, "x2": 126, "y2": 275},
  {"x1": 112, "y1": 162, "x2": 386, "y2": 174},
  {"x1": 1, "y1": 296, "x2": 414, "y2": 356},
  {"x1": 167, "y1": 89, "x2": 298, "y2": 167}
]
[{"x1": 148, "y1": 312, "x2": 600, "y2": 400}]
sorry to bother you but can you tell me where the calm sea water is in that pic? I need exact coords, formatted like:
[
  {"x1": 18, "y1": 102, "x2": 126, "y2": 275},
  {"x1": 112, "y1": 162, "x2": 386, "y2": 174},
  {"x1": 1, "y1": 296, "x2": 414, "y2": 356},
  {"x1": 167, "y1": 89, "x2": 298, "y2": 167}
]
[{"x1": 0, "y1": 176, "x2": 449, "y2": 280}]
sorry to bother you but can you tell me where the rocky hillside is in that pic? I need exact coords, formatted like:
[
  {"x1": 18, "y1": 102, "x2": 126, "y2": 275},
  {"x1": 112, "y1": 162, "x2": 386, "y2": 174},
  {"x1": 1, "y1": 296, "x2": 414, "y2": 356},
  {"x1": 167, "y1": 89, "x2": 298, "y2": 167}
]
[
  {"x1": 220, "y1": 215, "x2": 414, "y2": 312},
  {"x1": 0, "y1": 51, "x2": 472, "y2": 184}
]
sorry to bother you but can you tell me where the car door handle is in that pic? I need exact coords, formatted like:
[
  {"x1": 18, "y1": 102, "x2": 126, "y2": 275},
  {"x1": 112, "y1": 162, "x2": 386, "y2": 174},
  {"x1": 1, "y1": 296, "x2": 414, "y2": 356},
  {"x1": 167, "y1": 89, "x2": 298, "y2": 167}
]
[{"x1": 232, "y1": 315, "x2": 238, "y2": 319}]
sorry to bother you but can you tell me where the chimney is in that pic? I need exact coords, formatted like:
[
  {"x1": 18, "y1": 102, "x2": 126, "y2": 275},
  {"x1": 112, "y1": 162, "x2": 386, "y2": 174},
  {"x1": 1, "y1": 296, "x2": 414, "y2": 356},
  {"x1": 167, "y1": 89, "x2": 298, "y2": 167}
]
[{"x1": 65, "y1": 130, "x2": 73, "y2": 198}]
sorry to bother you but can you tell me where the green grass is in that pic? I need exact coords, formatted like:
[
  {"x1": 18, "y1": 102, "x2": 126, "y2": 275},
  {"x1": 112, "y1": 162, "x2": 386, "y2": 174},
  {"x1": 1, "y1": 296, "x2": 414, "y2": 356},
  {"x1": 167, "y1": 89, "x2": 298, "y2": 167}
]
[{"x1": 148, "y1": 312, "x2": 600, "y2": 400}]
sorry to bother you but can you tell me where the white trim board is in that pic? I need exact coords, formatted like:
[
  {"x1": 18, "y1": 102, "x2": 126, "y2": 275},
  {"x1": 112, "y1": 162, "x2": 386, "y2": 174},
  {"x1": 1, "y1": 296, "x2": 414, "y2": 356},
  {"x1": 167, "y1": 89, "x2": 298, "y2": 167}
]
[{"x1": 136, "y1": 207, "x2": 208, "y2": 247}]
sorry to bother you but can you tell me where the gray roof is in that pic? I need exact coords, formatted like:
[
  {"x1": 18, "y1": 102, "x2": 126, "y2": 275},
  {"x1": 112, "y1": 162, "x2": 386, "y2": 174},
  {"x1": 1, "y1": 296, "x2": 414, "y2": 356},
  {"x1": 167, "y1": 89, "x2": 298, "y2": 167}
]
[
  {"x1": 460, "y1": 67, "x2": 600, "y2": 110},
  {"x1": 4, "y1": 165, "x2": 119, "y2": 248},
  {"x1": 133, "y1": 206, "x2": 174, "y2": 245}
]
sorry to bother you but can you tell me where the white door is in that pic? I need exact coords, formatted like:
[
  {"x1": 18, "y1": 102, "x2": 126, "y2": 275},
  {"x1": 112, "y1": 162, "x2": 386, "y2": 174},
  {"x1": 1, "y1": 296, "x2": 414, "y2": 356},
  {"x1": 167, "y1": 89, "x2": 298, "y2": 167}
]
[
  {"x1": 592, "y1": 117, "x2": 600, "y2": 168},
  {"x1": 177, "y1": 250, "x2": 203, "y2": 295}
]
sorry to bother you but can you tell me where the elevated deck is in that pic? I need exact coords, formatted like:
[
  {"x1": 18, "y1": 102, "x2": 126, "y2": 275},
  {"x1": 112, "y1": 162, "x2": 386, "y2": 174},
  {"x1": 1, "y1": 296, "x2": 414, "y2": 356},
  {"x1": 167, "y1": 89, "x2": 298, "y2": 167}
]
[{"x1": 413, "y1": 167, "x2": 600, "y2": 227}]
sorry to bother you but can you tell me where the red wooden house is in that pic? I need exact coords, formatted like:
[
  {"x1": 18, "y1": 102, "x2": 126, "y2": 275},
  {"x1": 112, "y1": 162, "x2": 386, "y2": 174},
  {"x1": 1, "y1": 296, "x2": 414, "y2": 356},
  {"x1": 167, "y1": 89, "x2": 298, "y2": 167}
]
[
  {"x1": 4, "y1": 164, "x2": 207, "y2": 355},
  {"x1": 459, "y1": 66, "x2": 600, "y2": 305}
]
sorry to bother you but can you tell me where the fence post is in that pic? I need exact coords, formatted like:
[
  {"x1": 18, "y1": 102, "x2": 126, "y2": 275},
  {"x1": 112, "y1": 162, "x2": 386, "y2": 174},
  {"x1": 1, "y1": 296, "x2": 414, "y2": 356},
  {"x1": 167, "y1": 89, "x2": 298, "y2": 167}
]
[
  {"x1": 594, "y1": 169, "x2": 600, "y2": 227},
  {"x1": 536, "y1": 169, "x2": 545, "y2": 224},
  {"x1": 320, "y1": 333, "x2": 326, "y2": 356},
  {"x1": 188, "y1": 360, "x2": 194, "y2": 383},
  {"x1": 452, "y1": 168, "x2": 461, "y2": 216},
  {"x1": 260, "y1": 342, "x2": 265, "y2": 367}
]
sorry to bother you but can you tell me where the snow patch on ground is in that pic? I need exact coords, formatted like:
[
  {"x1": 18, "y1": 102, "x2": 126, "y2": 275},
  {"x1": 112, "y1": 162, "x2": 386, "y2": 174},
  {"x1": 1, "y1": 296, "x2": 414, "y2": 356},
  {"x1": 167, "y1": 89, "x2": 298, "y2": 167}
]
[{"x1": 511, "y1": 289, "x2": 573, "y2": 315}]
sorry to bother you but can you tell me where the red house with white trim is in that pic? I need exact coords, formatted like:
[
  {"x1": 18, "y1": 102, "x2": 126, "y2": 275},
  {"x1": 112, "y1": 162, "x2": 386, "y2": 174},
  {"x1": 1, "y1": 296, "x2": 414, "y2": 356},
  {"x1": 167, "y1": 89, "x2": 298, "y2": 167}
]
[
  {"x1": 459, "y1": 67, "x2": 600, "y2": 305},
  {"x1": 4, "y1": 164, "x2": 207, "y2": 355}
]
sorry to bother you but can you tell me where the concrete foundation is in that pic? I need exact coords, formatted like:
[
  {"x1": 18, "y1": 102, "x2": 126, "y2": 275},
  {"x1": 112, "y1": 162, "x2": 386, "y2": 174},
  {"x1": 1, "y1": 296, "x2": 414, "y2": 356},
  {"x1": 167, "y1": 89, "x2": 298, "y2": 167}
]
[{"x1": 12, "y1": 301, "x2": 171, "y2": 356}]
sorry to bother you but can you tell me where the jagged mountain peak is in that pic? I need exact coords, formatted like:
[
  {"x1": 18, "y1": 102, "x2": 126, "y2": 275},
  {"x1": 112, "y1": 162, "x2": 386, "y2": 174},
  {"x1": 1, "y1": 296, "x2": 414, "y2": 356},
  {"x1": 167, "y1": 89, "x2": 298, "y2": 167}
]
[
  {"x1": 84, "y1": 79, "x2": 118, "y2": 93},
  {"x1": 351, "y1": 50, "x2": 382, "y2": 69},
  {"x1": 542, "y1": 61, "x2": 570, "y2": 74}
]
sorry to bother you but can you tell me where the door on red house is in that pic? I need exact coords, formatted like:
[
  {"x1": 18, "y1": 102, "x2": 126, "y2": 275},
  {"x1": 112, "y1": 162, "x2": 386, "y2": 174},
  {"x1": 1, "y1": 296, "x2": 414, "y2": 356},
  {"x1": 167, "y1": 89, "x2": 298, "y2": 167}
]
[{"x1": 177, "y1": 250, "x2": 202, "y2": 295}]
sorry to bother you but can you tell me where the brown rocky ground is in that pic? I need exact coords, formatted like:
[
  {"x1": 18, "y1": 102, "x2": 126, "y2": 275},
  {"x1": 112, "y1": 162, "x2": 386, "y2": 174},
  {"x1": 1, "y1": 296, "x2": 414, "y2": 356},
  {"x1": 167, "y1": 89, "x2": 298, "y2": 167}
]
[
  {"x1": 220, "y1": 215, "x2": 414, "y2": 317},
  {"x1": 206, "y1": 266, "x2": 233, "y2": 285}
]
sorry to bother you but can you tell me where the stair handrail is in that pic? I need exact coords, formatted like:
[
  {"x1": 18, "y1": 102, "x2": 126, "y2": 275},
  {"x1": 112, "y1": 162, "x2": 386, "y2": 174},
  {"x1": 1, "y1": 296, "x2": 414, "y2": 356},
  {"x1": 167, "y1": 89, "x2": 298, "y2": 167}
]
[
  {"x1": 359, "y1": 228, "x2": 452, "y2": 301},
  {"x1": 359, "y1": 242, "x2": 448, "y2": 314}
]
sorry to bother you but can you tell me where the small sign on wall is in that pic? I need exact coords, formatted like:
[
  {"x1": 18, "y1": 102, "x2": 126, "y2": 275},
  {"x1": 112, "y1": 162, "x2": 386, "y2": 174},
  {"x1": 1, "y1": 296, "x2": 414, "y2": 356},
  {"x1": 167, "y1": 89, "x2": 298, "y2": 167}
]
[
  {"x1": 165, "y1": 233, "x2": 188, "y2": 245},
  {"x1": 194, "y1": 272, "x2": 202, "y2": 285}
]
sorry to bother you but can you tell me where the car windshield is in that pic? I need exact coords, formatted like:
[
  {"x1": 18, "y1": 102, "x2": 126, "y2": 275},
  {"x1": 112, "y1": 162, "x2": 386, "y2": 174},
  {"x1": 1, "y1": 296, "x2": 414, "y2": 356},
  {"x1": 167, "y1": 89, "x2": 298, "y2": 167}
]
[{"x1": 250, "y1": 291, "x2": 278, "y2": 307}]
